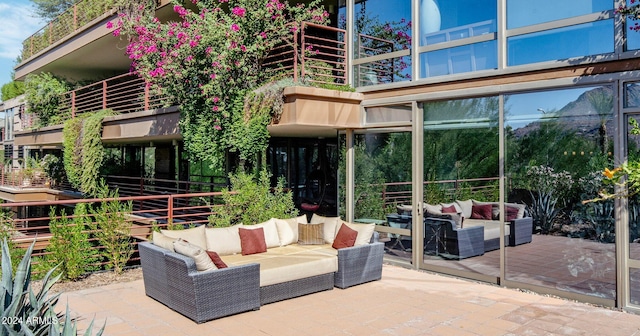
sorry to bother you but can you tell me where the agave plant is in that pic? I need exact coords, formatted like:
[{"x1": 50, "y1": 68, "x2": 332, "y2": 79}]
[{"x1": 0, "y1": 239, "x2": 104, "y2": 335}]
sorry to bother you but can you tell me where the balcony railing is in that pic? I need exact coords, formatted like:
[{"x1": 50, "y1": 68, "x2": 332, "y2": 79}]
[
  {"x1": 21, "y1": 0, "x2": 124, "y2": 60},
  {"x1": 0, "y1": 167, "x2": 48, "y2": 189},
  {"x1": 58, "y1": 73, "x2": 169, "y2": 118},
  {"x1": 2, "y1": 191, "x2": 226, "y2": 274}
]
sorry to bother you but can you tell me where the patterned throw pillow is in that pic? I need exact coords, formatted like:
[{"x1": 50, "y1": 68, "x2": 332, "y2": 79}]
[{"x1": 298, "y1": 223, "x2": 325, "y2": 245}]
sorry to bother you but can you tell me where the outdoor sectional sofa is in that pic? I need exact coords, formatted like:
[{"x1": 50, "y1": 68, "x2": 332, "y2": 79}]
[
  {"x1": 138, "y1": 214, "x2": 384, "y2": 323},
  {"x1": 396, "y1": 199, "x2": 533, "y2": 259}
]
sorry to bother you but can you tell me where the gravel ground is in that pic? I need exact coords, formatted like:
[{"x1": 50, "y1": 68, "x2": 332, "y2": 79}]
[{"x1": 32, "y1": 267, "x2": 143, "y2": 294}]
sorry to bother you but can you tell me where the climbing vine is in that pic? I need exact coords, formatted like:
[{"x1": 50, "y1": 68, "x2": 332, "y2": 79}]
[{"x1": 62, "y1": 109, "x2": 117, "y2": 196}]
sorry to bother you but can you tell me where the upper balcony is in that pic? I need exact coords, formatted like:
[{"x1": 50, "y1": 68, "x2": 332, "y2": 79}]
[
  {"x1": 14, "y1": 0, "x2": 176, "y2": 82},
  {"x1": 14, "y1": 20, "x2": 363, "y2": 148}
]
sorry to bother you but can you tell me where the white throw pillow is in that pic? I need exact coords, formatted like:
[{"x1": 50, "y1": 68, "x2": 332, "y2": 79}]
[
  {"x1": 423, "y1": 203, "x2": 442, "y2": 215},
  {"x1": 310, "y1": 214, "x2": 341, "y2": 244},
  {"x1": 245, "y1": 218, "x2": 280, "y2": 248},
  {"x1": 342, "y1": 221, "x2": 375, "y2": 246},
  {"x1": 455, "y1": 199, "x2": 473, "y2": 219},
  {"x1": 173, "y1": 239, "x2": 217, "y2": 271},
  {"x1": 274, "y1": 218, "x2": 295, "y2": 246},
  {"x1": 152, "y1": 231, "x2": 177, "y2": 251},
  {"x1": 205, "y1": 224, "x2": 243, "y2": 255},
  {"x1": 161, "y1": 225, "x2": 207, "y2": 250},
  {"x1": 274, "y1": 215, "x2": 307, "y2": 245}
]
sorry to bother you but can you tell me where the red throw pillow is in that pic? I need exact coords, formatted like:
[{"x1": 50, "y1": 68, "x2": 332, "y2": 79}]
[
  {"x1": 332, "y1": 224, "x2": 358, "y2": 249},
  {"x1": 471, "y1": 204, "x2": 493, "y2": 220},
  {"x1": 238, "y1": 227, "x2": 267, "y2": 255},
  {"x1": 441, "y1": 205, "x2": 458, "y2": 213},
  {"x1": 206, "y1": 251, "x2": 228, "y2": 269},
  {"x1": 506, "y1": 206, "x2": 520, "y2": 221}
]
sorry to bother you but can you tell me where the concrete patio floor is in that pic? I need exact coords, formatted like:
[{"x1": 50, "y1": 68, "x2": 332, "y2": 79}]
[{"x1": 61, "y1": 265, "x2": 640, "y2": 336}]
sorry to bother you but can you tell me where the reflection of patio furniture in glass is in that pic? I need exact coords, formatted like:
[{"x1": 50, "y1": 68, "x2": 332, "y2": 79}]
[
  {"x1": 424, "y1": 217, "x2": 484, "y2": 259},
  {"x1": 386, "y1": 214, "x2": 412, "y2": 252},
  {"x1": 424, "y1": 220, "x2": 445, "y2": 255}
]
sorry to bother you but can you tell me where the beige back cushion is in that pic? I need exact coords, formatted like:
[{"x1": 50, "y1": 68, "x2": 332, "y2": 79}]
[
  {"x1": 310, "y1": 214, "x2": 341, "y2": 244},
  {"x1": 173, "y1": 239, "x2": 217, "y2": 271},
  {"x1": 161, "y1": 225, "x2": 207, "y2": 250},
  {"x1": 205, "y1": 224, "x2": 243, "y2": 255},
  {"x1": 244, "y1": 218, "x2": 280, "y2": 248},
  {"x1": 152, "y1": 231, "x2": 177, "y2": 251},
  {"x1": 274, "y1": 214, "x2": 308, "y2": 246},
  {"x1": 342, "y1": 221, "x2": 375, "y2": 246}
]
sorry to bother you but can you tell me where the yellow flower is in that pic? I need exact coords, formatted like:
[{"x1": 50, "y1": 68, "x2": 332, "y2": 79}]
[{"x1": 603, "y1": 167, "x2": 621, "y2": 179}]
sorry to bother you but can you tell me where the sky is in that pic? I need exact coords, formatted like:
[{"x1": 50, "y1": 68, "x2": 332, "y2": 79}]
[{"x1": 0, "y1": 0, "x2": 45, "y2": 98}]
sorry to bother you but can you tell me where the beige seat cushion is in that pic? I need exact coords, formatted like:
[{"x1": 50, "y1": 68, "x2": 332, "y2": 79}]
[
  {"x1": 205, "y1": 224, "x2": 243, "y2": 255},
  {"x1": 309, "y1": 214, "x2": 341, "y2": 244},
  {"x1": 161, "y1": 225, "x2": 207, "y2": 250},
  {"x1": 252, "y1": 254, "x2": 338, "y2": 286},
  {"x1": 464, "y1": 219, "x2": 510, "y2": 240},
  {"x1": 173, "y1": 239, "x2": 217, "y2": 271}
]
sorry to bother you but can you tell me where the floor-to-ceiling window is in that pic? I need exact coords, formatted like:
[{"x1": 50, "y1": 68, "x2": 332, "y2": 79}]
[
  {"x1": 504, "y1": 86, "x2": 616, "y2": 302},
  {"x1": 419, "y1": 97, "x2": 500, "y2": 279}
]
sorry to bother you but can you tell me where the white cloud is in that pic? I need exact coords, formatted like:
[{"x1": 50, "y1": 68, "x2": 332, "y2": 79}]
[{"x1": 0, "y1": 2, "x2": 45, "y2": 60}]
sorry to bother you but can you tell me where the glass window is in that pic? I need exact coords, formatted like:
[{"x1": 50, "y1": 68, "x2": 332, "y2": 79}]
[
  {"x1": 420, "y1": 0, "x2": 496, "y2": 47},
  {"x1": 354, "y1": 0, "x2": 411, "y2": 60},
  {"x1": 421, "y1": 97, "x2": 499, "y2": 274},
  {"x1": 625, "y1": 0, "x2": 640, "y2": 51},
  {"x1": 507, "y1": 20, "x2": 614, "y2": 66},
  {"x1": 355, "y1": 56, "x2": 412, "y2": 86},
  {"x1": 625, "y1": 82, "x2": 640, "y2": 108},
  {"x1": 507, "y1": 0, "x2": 611, "y2": 29},
  {"x1": 504, "y1": 85, "x2": 616, "y2": 301},
  {"x1": 420, "y1": 40, "x2": 497, "y2": 78}
]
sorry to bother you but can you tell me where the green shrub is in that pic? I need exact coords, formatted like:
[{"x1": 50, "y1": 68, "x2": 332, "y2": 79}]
[
  {"x1": 46, "y1": 204, "x2": 100, "y2": 281},
  {"x1": 209, "y1": 169, "x2": 298, "y2": 227}
]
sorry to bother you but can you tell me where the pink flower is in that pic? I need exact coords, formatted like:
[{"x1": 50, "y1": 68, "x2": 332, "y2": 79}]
[
  {"x1": 229, "y1": 41, "x2": 237, "y2": 49},
  {"x1": 113, "y1": 28, "x2": 121, "y2": 37},
  {"x1": 219, "y1": 0, "x2": 228, "y2": 2},
  {"x1": 232, "y1": 7, "x2": 246, "y2": 17},
  {"x1": 213, "y1": 106, "x2": 219, "y2": 111},
  {"x1": 189, "y1": 40, "x2": 198, "y2": 47},
  {"x1": 210, "y1": 73, "x2": 216, "y2": 79},
  {"x1": 173, "y1": 5, "x2": 188, "y2": 16},
  {"x1": 205, "y1": 46, "x2": 212, "y2": 54},
  {"x1": 106, "y1": 21, "x2": 113, "y2": 29},
  {"x1": 240, "y1": 45, "x2": 246, "y2": 52},
  {"x1": 185, "y1": 55, "x2": 193, "y2": 62},
  {"x1": 230, "y1": 24, "x2": 240, "y2": 32},
  {"x1": 213, "y1": 97, "x2": 219, "y2": 103}
]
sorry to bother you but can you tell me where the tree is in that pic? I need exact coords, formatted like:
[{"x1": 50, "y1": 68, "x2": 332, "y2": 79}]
[
  {"x1": 30, "y1": 0, "x2": 75, "y2": 21},
  {"x1": 114, "y1": 0, "x2": 329, "y2": 172},
  {"x1": 0, "y1": 81, "x2": 24, "y2": 101}
]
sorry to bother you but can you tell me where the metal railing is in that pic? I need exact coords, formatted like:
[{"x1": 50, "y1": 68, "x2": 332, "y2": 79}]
[
  {"x1": 373, "y1": 177, "x2": 501, "y2": 207},
  {"x1": 21, "y1": 0, "x2": 123, "y2": 60},
  {"x1": 0, "y1": 167, "x2": 48, "y2": 189},
  {"x1": 3, "y1": 191, "x2": 227, "y2": 271},
  {"x1": 58, "y1": 73, "x2": 169, "y2": 117},
  {"x1": 264, "y1": 22, "x2": 347, "y2": 86}
]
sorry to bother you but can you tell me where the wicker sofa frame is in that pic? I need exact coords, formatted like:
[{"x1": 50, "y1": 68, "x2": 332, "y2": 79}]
[
  {"x1": 425, "y1": 216, "x2": 533, "y2": 259},
  {"x1": 139, "y1": 239, "x2": 384, "y2": 323}
]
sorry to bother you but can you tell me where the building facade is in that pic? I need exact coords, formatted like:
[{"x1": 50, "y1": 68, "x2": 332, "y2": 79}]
[{"x1": 7, "y1": 0, "x2": 640, "y2": 312}]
